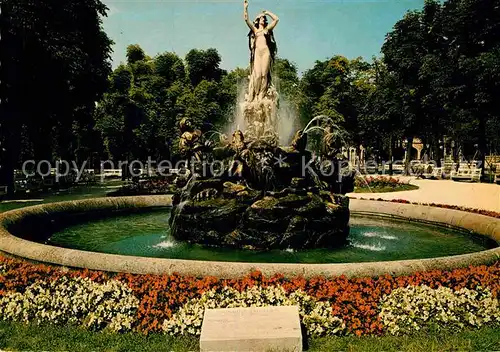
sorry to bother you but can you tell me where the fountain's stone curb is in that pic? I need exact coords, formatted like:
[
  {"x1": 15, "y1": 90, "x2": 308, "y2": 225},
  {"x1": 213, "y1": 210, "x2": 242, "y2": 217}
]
[
  {"x1": 349, "y1": 199, "x2": 500, "y2": 243},
  {"x1": 0, "y1": 196, "x2": 498, "y2": 279}
]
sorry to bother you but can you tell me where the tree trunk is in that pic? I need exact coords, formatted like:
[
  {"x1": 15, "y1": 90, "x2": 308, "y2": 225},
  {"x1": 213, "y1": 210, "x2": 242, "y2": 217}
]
[
  {"x1": 388, "y1": 135, "x2": 393, "y2": 175},
  {"x1": 478, "y1": 115, "x2": 487, "y2": 181},
  {"x1": 0, "y1": 152, "x2": 15, "y2": 196},
  {"x1": 405, "y1": 136, "x2": 412, "y2": 176},
  {"x1": 0, "y1": 121, "x2": 21, "y2": 196},
  {"x1": 432, "y1": 134, "x2": 441, "y2": 167},
  {"x1": 0, "y1": 2, "x2": 17, "y2": 195}
]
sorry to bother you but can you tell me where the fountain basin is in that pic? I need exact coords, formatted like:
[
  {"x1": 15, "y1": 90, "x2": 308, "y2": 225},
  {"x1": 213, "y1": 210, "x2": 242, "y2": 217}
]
[
  {"x1": 0, "y1": 196, "x2": 498, "y2": 278},
  {"x1": 45, "y1": 210, "x2": 494, "y2": 264}
]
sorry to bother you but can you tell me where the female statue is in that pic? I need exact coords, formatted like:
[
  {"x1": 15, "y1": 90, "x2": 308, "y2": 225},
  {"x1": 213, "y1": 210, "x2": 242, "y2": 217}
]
[{"x1": 243, "y1": 0, "x2": 278, "y2": 102}]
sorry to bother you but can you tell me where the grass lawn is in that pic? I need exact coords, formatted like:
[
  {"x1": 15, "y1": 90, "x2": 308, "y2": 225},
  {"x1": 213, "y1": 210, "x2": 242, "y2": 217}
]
[
  {"x1": 0, "y1": 181, "x2": 125, "y2": 213},
  {"x1": 0, "y1": 321, "x2": 498, "y2": 351},
  {"x1": 354, "y1": 184, "x2": 419, "y2": 193},
  {"x1": 0, "y1": 321, "x2": 197, "y2": 352},
  {"x1": 308, "y1": 327, "x2": 500, "y2": 351}
]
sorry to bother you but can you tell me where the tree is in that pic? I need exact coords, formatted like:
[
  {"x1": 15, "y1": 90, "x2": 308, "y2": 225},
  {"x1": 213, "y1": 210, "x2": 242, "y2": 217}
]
[
  {"x1": 359, "y1": 59, "x2": 404, "y2": 166},
  {"x1": 185, "y1": 48, "x2": 225, "y2": 86},
  {"x1": 380, "y1": 0, "x2": 500, "y2": 173},
  {"x1": 382, "y1": 8, "x2": 429, "y2": 171},
  {"x1": 1, "y1": 0, "x2": 112, "y2": 192},
  {"x1": 126, "y1": 44, "x2": 146, "y2": 65},
  {"x1": 299, "y1": 56, "x2": 373, "y2": 146},
  {"x1": 273, "y1": 58, "x2": 300, "y2": 103},
  {"x1": 155, "y1": 52, "x2": 187, "y2": 85},
  {"x1": 95, "y1": 46, "x2": 237, "y2": 162},
  {"x1": 439, "y1": 0, "x2": 500, "y2": 173}
]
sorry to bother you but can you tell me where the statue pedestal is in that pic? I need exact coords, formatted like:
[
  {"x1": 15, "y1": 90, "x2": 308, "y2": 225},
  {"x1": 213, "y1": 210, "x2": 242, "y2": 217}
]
[{"x1": 243, "y1": 88, "x2": 279, "y2": 147}]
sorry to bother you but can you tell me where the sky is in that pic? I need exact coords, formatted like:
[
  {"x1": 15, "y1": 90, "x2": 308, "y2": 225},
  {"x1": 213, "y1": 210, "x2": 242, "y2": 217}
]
[{"x1": 101, "y1": 0, "x2": 424, "y2": 75}]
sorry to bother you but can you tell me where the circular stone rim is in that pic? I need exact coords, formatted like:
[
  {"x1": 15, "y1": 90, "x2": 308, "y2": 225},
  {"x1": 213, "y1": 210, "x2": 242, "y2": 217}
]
[{"x1": 0, "y1": 195, "x2": 498, "y2": 279}]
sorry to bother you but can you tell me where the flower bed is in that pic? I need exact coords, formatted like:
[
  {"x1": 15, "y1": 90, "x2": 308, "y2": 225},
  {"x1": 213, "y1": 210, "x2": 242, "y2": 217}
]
[
  {"x1": 354, "y1": 176, "x2": 418, "y2": 193},
  {"x1": 0, "y1": 256, "x2": 498, "y2": 337},
  {"x1": 379, "y1": 285, "x2": 499, "y2": 335},
  {"x1": 0, "y1": 276, "x2": 138, "y2": 332},
  {"x1": 351, "y1": 197, "x2": 500, "y2": 219},
  {"x1": 162, "y1": 286, "x2": 346, "y2": 336}
]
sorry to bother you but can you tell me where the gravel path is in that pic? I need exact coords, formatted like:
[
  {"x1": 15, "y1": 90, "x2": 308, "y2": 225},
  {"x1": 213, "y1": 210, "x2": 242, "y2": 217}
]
[{"x1": 349, "y1": 177, "x2": 500, "y2": 212}]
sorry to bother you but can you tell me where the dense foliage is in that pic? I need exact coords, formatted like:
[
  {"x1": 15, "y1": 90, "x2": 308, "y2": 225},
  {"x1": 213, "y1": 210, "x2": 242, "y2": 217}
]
[
  {"x1": 354, "y1": 176, "x2": 418, "y2": 192},
  {"x1": 1, "y1": 0, "x2": 113, "y2": 191},
  {"x1": 377, "y1": 0, "x2": 500, "y2": 169},
  {"x1": 93, "y1": 51, "x2": 302, "y2": 163}
]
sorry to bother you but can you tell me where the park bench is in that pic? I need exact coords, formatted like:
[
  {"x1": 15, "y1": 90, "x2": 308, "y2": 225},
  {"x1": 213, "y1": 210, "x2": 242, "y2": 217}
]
[
  {"x1": 26, "y1": 177, "x2": 43, "y2": 191},
  {"x1": 441, "y1": 162, "x2": 457, "y2": 179},
  {"x1": 382, "y1": 162, "x2": 404, "y2": 174},
  {"x1": 451, "y1": 164, "x2": 482, "y2": 182},
  {"x1": 0, "y1": 185, "x2": 7, "y2": 197},
  {"x1": 420, "y1": 163, "x2": 433, "y2": 179},
  {"x1": 167, "y1": 168, "x2": 181, "y2": 175},
  {"x1": 101, "y1": 169, "x2": 122, "y2": 178},
  {"x1": 431, "y1": 167, "x2": 444, "y2": 179},
  {"x1": 42, "y1": 177, "x2": 55, "y2": 188},
  {"x1": 360, "y1": 161, "x2": 378, "y2": 175},
  {"x1": 77, "y1": 170, "x2": 97, "y2": 184},
  {"x1": 409, "y1": 160, "x2": 423, "y2": 175},
  {"x1": 492, "y1": 163, "x2": 500, "y2": 185},
  {"x1": 420, "y1": 164, "x2": 444, "y2": 179},
  {"x1": 13, "y1": 171, "x2": 28, "y2": 192}
]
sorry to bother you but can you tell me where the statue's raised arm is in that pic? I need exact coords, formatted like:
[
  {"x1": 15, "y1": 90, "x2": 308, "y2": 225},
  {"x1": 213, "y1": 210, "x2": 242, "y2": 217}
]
[
  {"x1": 262, "y1": 10, "x2": 279, "y2": 31},
  {"x1": 243, "y1": 0, "x2": 254, "y2": 32}
]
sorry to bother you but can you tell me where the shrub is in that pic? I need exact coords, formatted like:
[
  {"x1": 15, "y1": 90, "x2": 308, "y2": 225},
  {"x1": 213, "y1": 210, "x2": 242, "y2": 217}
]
[
  {"x1": 0, "y1": 276, "x2": 139, "y2": 332},
  {"x1": 354, "y1": 176, "x2": 413, "y2": 190},
  {"x1": 107, "y1": 179, "x2": 174, "y2": 197},
  {"x1": 379, "y1": 285, "x2": 500, "y2": 335}
]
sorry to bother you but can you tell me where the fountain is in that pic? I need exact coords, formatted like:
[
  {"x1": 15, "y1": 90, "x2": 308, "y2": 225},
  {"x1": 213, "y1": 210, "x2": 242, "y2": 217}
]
[
  {"x1": 0, "y1": 1, "x2": 498, "y2": 282},
  {"x1": 168, "y1": 3, "x2": 354, "y2": 250}
]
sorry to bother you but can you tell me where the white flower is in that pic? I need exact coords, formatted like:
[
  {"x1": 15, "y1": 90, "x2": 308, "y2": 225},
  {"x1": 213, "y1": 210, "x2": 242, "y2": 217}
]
[
  {"x1": 378, "y1": 285, "x2": 500, "y2": 335},
  {"x1": 0, "y1": 276, "x2": 139, "y2": 332},
  {"x1": 162, "y1": 285, "x2": 346, "y2": 337}
]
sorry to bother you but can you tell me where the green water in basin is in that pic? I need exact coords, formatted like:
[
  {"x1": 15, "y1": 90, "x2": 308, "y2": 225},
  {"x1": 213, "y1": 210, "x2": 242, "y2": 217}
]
[{"x1": 46, "y1": 209, "x2": 495, "y2": 264}]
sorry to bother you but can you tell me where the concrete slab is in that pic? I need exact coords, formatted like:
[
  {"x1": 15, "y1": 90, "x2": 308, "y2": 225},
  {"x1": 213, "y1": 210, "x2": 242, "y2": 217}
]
[{"x1": 200, "y1": 306, "x2": 302, "y2": 352}]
